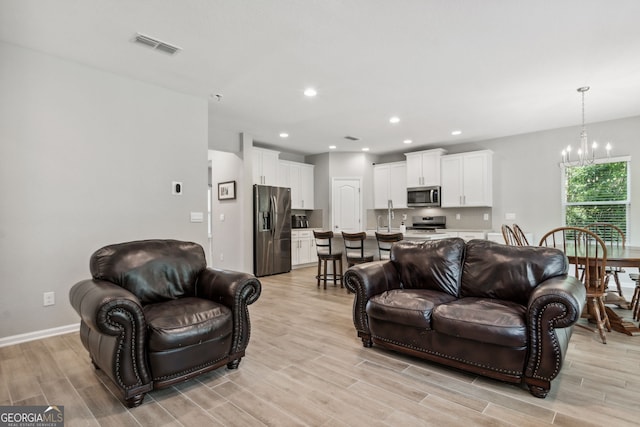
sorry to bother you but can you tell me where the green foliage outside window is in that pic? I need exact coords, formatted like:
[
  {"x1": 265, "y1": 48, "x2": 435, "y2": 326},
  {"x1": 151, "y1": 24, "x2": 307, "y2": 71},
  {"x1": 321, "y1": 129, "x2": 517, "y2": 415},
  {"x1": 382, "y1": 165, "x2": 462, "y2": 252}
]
[{"x1": 564, "y1": 161, "x2": 628, "y2": 234}]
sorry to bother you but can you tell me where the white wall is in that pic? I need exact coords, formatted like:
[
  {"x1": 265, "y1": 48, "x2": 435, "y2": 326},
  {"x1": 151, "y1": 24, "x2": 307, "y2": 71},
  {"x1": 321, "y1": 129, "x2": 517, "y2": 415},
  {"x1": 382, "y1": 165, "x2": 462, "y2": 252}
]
[
  {"x1": 208, "y1": 150, "x2": 246, "y2": 272},
  {"x1": 475, "y1": 116, "x2": 640, "y2": 245},
  {"x1": 0, "y1": 43, "x2": 209, "y2": 339}
]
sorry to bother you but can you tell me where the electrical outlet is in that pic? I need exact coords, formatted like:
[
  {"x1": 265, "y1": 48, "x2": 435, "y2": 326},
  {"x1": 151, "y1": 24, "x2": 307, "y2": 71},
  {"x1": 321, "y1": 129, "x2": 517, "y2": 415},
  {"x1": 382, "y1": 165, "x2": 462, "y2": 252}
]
[
  {"x1": 43, "y1": 291, "x2": 55, "y2": 306},
  {"x1": 455, "y1": 213, "x2": 461, "y2": 220},
  {"x1": 220, "y1": 253, "x2": 224, "y2": 261},
  {"x1": 402, "y1": 214, "x2": 407, "y2": 221},
  {"x1": 483, "y1": 213, "x2": 490, "y2": 221}
]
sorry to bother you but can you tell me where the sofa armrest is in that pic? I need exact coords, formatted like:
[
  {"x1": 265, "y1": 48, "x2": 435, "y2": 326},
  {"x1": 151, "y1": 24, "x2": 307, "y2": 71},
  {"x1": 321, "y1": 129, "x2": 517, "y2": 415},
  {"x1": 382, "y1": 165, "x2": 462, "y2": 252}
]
[
  {"x1": 69, "y1": 279, "x2": 146, "y2": 337},
  {"x1": 196, "y1": 268, "x2": 262, "y2": 356},
  {"x1": 524, "y1": 274, "x2": 586, "y2": 393},
  {"x1": 343, "y1": 261, "x2": 401, "y2": 346},
  {"x1": 69, "y1": 279, "x2": 151, "y2": 398}
]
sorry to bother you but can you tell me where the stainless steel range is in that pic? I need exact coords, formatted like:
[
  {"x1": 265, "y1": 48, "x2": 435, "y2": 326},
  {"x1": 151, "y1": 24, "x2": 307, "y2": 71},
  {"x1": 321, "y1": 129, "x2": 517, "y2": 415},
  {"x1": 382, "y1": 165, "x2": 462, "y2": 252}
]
[{"x1": 410, "y1": 215, "x2": 446, "y2": 232}]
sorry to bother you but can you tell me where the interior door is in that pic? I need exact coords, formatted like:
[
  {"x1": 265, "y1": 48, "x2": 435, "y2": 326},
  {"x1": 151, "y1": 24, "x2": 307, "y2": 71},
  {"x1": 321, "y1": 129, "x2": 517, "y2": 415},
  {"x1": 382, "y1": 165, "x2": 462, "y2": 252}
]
[{"x1": 332, "y1": 178, "x2": 362, "y2": 233}]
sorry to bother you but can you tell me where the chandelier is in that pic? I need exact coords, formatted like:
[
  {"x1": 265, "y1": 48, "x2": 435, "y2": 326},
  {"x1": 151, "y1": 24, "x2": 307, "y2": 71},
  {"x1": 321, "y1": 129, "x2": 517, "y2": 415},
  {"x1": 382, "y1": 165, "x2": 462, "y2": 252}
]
[{"x1": 561, "y1": 86, "x2": 611, "y2": 167}]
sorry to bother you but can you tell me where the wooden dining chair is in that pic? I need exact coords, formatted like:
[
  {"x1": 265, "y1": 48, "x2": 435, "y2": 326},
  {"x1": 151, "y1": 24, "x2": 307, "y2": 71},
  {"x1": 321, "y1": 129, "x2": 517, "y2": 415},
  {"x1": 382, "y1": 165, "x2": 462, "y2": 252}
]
[
  {"x1": 501, "y1": 224, "x2": 521, "y2": 246},
  {"x1": 375, "y1": 232, "x2": 403, "y2": 260},
  {"x1": 584, "y1": 222, "x2": 626, "y2": 298},
  {"x1": 512, "y1": 224, "x2": 530, "y2": 245},
  {"x1": 630, "y1": 273, "x2": 640, "y2": 321},
  {"x1": 539, "y1": 226, "x2": 610, "y2": 343}
]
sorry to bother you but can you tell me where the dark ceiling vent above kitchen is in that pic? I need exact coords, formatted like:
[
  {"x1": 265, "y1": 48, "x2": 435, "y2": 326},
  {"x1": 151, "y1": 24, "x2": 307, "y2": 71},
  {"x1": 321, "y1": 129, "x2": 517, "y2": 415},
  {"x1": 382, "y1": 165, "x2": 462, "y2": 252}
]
[
  {"x1": 133, "y1": 33, "x2": 181, "y2": 55},
  {"x1": 344, "y1": 135, "x2": 361, "y2": 141}
]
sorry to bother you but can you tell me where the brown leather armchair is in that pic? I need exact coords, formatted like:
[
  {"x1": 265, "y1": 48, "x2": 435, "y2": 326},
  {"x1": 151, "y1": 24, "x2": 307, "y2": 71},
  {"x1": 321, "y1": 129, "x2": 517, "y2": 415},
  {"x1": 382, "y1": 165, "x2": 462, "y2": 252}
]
[{"x1": 69, "y1": 239, "x2": 261, "y2": 407}]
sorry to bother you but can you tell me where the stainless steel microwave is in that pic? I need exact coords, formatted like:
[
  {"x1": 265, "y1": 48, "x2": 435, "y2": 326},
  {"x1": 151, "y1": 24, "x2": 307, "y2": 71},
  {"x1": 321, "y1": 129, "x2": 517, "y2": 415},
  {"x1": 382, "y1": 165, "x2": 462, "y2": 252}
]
[{"x1": 407, "y1": 186, "x2": 441, "y2": 207}]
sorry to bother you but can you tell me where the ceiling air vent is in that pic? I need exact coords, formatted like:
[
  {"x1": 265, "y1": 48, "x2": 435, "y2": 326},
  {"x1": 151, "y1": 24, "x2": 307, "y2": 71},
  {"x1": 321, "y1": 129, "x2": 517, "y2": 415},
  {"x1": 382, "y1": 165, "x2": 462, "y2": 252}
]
[
  {"x1": 133, "y1": 33, "x2": 181, "y2": 55},
  {"x1": 344, "y1": 136, "x2": 361, "y2": 141}
]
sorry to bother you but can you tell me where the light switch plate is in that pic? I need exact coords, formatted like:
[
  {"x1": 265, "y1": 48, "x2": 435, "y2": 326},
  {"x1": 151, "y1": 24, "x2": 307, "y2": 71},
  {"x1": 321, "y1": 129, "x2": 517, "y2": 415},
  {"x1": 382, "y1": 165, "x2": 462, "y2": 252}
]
[
  {"x1": 190, "y1": 212, "x2": 204, "y2": 222},
  {"x1": 505, "y1": 212, "x2": 516, "y2": 220}
]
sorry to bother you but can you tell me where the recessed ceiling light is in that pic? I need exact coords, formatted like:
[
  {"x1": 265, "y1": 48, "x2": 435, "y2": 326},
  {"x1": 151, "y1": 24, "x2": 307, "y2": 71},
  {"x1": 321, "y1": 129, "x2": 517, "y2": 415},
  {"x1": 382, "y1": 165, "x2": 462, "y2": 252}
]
[
  {"x1": 389, "y1": 116, "x2": 400, "y2": 124},
  {"x1": 329, "y1": 145, "x2": 337, "y2": 150},
  {"x1": 451, "y1": 130, "x2": 462, "y2": 136},
  {"x1": 403, "y1": 139, "x2": 413, "y2": 144},
  {"x1": 362, "y1": 147, "x2": 370, "y2": 152},
  {"x1": 279, "y1": 132, "x2": 289, "y2": 138},
  {"x1": 304, "y1": 88, "x2": 317, "y2": 97}
]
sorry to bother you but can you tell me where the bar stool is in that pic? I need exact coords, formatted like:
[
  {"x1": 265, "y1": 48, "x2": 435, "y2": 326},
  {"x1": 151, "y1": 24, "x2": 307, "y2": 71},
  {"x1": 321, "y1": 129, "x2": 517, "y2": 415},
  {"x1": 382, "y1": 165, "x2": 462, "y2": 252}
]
[
  {"x1": 342, "y1": 231, "x2": 375, "y2": 267},
  {"x1": 375, "y1": 232, "x2": 403, "y2": 260},
  {"x1": 313, "y1": 230, "x2": 343, "y2": 289}
]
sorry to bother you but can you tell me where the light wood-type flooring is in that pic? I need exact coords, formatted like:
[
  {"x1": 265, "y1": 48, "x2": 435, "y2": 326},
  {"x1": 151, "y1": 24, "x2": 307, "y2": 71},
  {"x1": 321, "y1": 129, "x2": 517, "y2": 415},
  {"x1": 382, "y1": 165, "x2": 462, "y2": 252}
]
[{"x1": 1, "y1": 265, "x2": 640, "y2": 426}]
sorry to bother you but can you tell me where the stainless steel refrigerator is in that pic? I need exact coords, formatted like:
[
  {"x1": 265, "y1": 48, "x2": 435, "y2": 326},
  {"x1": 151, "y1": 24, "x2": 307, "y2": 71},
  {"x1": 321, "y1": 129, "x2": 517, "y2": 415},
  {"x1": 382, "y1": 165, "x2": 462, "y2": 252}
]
[{"x1": 253, "y1": 185, "x2": 292, "y2": 277}]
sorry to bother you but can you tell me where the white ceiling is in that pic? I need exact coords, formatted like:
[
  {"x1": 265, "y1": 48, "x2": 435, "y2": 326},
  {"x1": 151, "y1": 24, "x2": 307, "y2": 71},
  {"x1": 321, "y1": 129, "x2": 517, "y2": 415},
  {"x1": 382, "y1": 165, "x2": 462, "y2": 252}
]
[{"x1": 3, "y1": 0, "x2": 640, "y2": 156}]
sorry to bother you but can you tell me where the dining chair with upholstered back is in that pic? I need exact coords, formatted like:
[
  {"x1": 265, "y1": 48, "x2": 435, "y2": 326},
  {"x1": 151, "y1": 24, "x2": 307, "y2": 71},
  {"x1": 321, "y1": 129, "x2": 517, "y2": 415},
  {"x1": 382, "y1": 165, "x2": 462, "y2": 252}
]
[
  {"x1": 539, "y1": 226, "x2": 610, "y2": 343},
  {"x1": 501, "y1": 224, "x2": 521, "y2": 246},
  {"x1": 342, "y1": 231, "x2": 375, "y2": 267},
  {"x1": 313, "y1": 230, "x2": 343, "y2": 289},
  {"x1": 375, "y1": 232, "x2": 403, "y2": 260},
  {"x1": 512, "y1": 224, "x2": 530, "y2": 245},
  {"x1": 584, "y1": 222, "x2": 626, "y2": 298}
]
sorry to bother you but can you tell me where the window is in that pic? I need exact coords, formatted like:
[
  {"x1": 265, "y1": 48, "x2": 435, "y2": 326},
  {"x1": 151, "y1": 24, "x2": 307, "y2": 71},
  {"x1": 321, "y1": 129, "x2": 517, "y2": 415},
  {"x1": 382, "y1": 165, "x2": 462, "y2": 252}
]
[{"x1": 562, "y1": 157, "x2": 631, "y2": 234}]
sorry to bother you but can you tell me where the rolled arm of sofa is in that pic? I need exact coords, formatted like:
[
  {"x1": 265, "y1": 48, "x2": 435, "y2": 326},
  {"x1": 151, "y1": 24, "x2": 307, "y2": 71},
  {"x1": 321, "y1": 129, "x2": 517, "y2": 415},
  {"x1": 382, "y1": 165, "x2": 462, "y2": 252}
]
[
  {"x1": 69, "y1": 279, "x2": 151, "y2": 395},
  {"x1": 524, "y1": 275, "x2": 586, "y2": 396},
  {"x1": 343, "y1": 261, "x2": 401, "y2": 346},
  {"x1": 196, "y1": 268, "x2": 262, "y2": 356}
]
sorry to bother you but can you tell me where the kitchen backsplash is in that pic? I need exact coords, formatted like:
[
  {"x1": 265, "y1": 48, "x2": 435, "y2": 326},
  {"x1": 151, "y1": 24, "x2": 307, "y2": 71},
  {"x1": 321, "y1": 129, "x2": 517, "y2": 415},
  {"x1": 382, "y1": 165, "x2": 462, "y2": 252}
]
[{"x1": 367, "y1": 207, "x2": 493, "y2": 230}]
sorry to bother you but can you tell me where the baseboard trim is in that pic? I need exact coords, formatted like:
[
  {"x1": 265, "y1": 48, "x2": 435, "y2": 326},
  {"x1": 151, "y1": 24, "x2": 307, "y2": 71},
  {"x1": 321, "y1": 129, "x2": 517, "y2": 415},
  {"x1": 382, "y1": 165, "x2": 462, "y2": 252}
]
[{"x1": 0, "y1": 323, "x2": 80, "y2": 348}]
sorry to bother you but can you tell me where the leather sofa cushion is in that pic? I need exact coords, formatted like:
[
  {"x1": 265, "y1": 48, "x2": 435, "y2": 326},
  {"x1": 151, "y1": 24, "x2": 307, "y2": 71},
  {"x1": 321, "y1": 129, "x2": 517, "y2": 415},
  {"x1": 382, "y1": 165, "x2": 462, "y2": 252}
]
[
  {"x1": 144, "y1": 297, "x2": 232, "y2": 351},
  {"x1": 433, "y1": 297, "x2": 527, "y2": 347},
  {"x1": 367, "y1": 289, "x2": 457, "y2": 329},
  {"x1": 90, "y1": 239, "x2": 207, "y2": 304},
  {"x1": 391, "y1": 238, "x2": 465, "y2": 297},
  {"x1": 461, "y1": 240, "x2": 569, "y2": 305}
]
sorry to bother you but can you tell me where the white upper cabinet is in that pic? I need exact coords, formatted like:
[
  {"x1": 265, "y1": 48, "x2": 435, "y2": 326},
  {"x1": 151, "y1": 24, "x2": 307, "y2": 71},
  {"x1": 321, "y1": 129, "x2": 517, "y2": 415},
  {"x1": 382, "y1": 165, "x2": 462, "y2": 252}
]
[
  {"x1": 405, "y1": 148, "x2": 447, "y2": 187},
  {"x1": 253, "y1": 148, "x2": 280, "y2": 185},
  {"x1": 278, "y1": 160, "x2": 314, "y2": 209},
  {"x1": 373, "y1": 161, "x2": 407, "y2": 209},
  {"x1": 440, "y1": 150, "x2": 493, "y2": 207}
]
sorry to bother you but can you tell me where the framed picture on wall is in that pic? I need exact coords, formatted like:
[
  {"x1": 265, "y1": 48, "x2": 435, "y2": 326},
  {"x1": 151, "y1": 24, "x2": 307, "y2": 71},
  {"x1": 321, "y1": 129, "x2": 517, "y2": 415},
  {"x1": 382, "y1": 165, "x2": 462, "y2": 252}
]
[{"x1": 217, "y1": 181, "x2": 236, "y2": 200}]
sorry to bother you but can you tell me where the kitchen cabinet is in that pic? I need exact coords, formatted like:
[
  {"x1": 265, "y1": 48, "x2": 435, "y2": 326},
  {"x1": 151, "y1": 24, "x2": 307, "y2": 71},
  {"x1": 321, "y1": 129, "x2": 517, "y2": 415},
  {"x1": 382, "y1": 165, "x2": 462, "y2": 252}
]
[
  {"x1": 451, "y1": 231, "x2": 486, "y2": 242},
  {"x1": 373, "y1": 161, "x2": 407, "y2": 209},
  {"x1": 405, "y1": 148, "x2": 447, "y2": 187},
  {"x1": 253, "y1": 147, "x2": 280, "y2": 185},
  {"x1": 292, "y1": 229, "x2": 317, "y2": 265},
  {"x1": 441, "y1": 150, "x2": 493, "y2": 207},
  {"x1": 279, "y1": 160, "x2": 314, "y2": 209}
]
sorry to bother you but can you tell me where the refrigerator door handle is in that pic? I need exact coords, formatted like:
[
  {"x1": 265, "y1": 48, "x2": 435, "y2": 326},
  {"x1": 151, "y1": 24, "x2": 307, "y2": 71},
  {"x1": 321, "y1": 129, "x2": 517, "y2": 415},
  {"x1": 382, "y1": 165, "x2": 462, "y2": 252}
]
[{"x1": 271, "y1": 195, "x2": 277, "y2": 236}]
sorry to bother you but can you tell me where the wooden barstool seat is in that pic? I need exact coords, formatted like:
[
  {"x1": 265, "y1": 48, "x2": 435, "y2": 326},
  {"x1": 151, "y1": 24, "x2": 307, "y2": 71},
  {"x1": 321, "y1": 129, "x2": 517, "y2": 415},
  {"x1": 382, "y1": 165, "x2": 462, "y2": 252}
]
[
  {"x1": 375, "y1": 232, "x2": 403, "y2": 260},
  {"x1": 313, "y1": 230, "x2": 343, "y2": 289},
  {"x1": 342, "y1": 231, "x2": 375, "y2": 267}
]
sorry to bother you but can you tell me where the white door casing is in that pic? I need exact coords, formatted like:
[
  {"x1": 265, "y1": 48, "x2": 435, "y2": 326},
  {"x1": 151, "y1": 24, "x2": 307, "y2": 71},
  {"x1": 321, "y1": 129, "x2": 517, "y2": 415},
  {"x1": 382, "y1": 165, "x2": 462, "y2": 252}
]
[{"x1": 332, "y1": 177, "x2": 362, "y2": 233}]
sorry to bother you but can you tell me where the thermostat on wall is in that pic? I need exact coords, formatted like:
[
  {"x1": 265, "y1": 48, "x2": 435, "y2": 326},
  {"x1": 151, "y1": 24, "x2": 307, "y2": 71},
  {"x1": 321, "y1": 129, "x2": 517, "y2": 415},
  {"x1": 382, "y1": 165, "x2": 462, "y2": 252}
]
[{"x1": 172, "y1": 181, "x2": 183, "y2": 195}]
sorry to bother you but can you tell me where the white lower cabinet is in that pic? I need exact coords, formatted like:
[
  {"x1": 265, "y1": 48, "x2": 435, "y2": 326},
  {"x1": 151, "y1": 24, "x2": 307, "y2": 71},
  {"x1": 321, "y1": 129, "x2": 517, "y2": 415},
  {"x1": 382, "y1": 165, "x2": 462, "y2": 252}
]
[
  {"x1": 450, "y1": 231, "x2": 486, "y2": 242},
  {"x1": 292, "y1": 230, "x2": 317, "y2": 266}
]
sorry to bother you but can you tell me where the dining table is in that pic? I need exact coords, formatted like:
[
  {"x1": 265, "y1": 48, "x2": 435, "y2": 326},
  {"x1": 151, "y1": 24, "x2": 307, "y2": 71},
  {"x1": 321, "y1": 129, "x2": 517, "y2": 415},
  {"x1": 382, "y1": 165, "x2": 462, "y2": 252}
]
[{"x1": 563, "y1": 245, "x2": 640, "y2": 336}]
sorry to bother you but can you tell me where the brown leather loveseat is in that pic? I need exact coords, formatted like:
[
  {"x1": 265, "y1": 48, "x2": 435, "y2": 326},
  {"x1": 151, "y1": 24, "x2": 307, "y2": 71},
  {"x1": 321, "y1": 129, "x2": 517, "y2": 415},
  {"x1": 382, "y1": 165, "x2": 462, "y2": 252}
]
[
  {"x1": 69, "y1": 239, "x2": 261, "y2": 407},
  {"x1": 344, "y1": 237, "x2": 586, "y2": 398}
]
